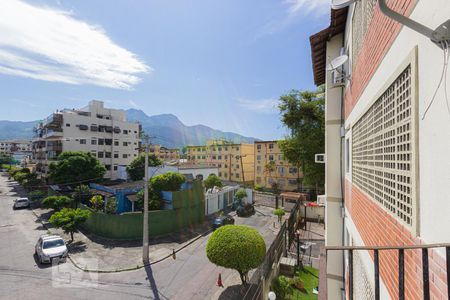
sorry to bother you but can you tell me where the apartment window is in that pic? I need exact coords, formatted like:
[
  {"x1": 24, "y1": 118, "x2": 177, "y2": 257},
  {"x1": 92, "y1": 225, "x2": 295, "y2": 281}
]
[
  {"x1": 223, "y1": 172, "x2": 227, "y2": 178},
  {"x1": 352, "y1": 65, "x2": 416, "y2": 229},
  {"x1": 114, "y1": 140, "x2": 119, "y2": 146},
  {"x1": 224, "y1": 147, "x2": 228, "y2": 151},
  {"x1": 123, "y1": 130, "x2": 128, "y2": 134},
  {"x1": 114, "y1": 152, "x2": 119, "y2": 158},
  {"x1": 235, "y1": 164, "x2": 239, "y2": 169},
  {"x1": 105, "y1": 139, "x2": 112, "y2": 146},
  {"x1": 91, "y1": 139, "x2": 97, "y2": 145},
  {"x1": 218, "y1": 147, "x2": 222, "y2": 151},
  {"x1": 256, "y1": 155, "x2": 261, "y2": 161},
  {"x1": 218, "y1": 155, "x2": 222, "y2": 160},
  {"x1": 278, "y1": 155, "x2": 284, "y2": 161},
  {"x1": 225, "y1": 164, "x2": 228, "y2": 168},
  {"x1": 269, "y1": 155, "x2": 274, "y2": 161},
  {"x1": 98, "y1": 151, "x2": 104, "y2": 158},
  {"x1": 65, "y1": 123, "x2": 70, "y2": 127},
  {"x1": 235, "y1": 146, "x2": 239, "y2": 151},
  {"x1": 212, "y1": 155, "x2": 216, "y2": 160},
  {"x1": 105, "y1": 164, "x2": 111, "y2": 171},
  {"x1": 235, "y1": 173, "x2": 240, "y2": 178},
  {"x1": 123, "y1": 154, "x2": 128, "y2": 158},
  {"x1": 98, "y1": 139, "x2": 104, "y2": 145},
  {"x1": 91, "y1": 150, "x2": 96, "y2": 157},
  {"x1": 113, "y1": 165, "x2": 118, "y2": 171},
  {"x1": 197, "y1": 155, "x2": 201, "y2": 159},
  {"x1": 218, "y1": 164, "x2": 222, "y2": 168},
  {"x1": 218, "y1": 172, "x2": 222, "y2": 177},
  {"x1": 278, "y1": 167, "x2": 285, "y2": 174},
  {"x1": 289, "y1": 167, "x2": 297, "y2": 174},
  {"x1": 225, "y1": 155, "x2": 228, "y2": 159},
  {"x1": 79, "y1": 139, "x2": 86, "y2": 145},
  {"x1": 256, "y1": 177, "x2": 261, "y2": 183},
  {"x1": 123, "y1": 141, "x2": 128, "y2": 146},
  {"x1": 256, "y1": 166, "x2": 261, "y2": 173},
  {"x1": 105, "y1": 152, "x2": 111, "y2": 158},
  {"x1": 269, "y1": 143, "x2": 274, "y2": 149},
  {"x1": 288, "y1": 179, "x2": 297, "y2": 186},
  {"x1": 202, "y1": 156, "x2": 206, "y2": 159},
  {"x1": 257, "y1": 144, "x2": 261, "y2": 150}
]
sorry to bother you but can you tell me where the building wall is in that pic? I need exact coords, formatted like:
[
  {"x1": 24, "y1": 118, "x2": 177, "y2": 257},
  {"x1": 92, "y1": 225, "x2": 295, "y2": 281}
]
[
  {"x1": 254, "y1": 141, "x2": 302, "y2": 191},
  {"x1": 0, "y1": 140, "x2": 32, "y2": 153},
  {"x1": 186, "y1": 140, "x2": 255, "y2": 183},
  {"x1": 149, "y1": 144, "x2": 180, "y2": 162},
  {"x1": 340, "y1": 1, "x2": 450, "y2": 299}
]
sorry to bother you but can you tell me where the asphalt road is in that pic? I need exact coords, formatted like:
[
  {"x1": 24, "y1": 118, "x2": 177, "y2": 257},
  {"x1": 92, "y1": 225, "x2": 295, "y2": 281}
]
[{"x1": 0, "y1": 173, "x2": 276, "y2": 300}]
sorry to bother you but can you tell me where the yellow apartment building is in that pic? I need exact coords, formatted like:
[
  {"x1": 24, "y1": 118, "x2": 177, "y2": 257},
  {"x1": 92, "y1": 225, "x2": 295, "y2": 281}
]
[
  {"x1": 186, "y1": 139, "x2": 254, "y2": 184},
  {"x1": 254, "y1": 141, "x2": 302, "y2": 191},
  {"x1": 149, "y1": 144, "x2": 180, "y2": 162}
]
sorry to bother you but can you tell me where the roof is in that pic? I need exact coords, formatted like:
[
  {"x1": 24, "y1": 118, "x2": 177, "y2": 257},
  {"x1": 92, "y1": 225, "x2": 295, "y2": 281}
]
[
  {"x1": 310, "y1": 8, "x2": 348, "y2": 86},
  {"x1": 178, "y1": 165, "x2": 217, "y2": 170},
  {"x1": 90, "y1": 189, "x2": 114, "y2": 198}
]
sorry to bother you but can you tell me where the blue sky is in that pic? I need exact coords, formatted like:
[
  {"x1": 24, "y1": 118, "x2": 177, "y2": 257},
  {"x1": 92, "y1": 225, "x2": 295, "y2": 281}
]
[{"x1": 0, "y1": 0, "x2": 330, "y2": 140}]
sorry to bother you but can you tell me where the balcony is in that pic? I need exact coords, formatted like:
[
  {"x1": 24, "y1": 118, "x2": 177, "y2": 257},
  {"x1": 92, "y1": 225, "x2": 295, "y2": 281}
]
[
  {"x1": 319, "y1": 244, "x2": 450, "y2": 300},
  {"x1": 45, "y1": 113, "x2": 63, "y2": 127},
  {"x1": 43, "y1": 128, "x2": 63, "y2": 138}
]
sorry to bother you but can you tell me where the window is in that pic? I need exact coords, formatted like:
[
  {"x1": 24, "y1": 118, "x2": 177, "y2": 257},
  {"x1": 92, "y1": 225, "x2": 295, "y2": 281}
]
[
  {"x1": 223, "y1": 172, "x2": 227, "y2": 178},
  {"x1": 278, "y1": 167, "x2": 285, "y2": 174},
  {"x1": 105, "y1": 152, "x2": 111, "y2": 158},
  {"x1": 269, "y1": 143, "x2": 274, "y2": 149},
  {"x1": 218, "y1": 147, "x2": 222, "y2": 151},
  {"x1": 79, "y1": 139, "x2": 86, "y2": 145},
  {"x1": 235, "y1": 164, "x2": 239, "y2": 169},
  {"x1": 123, "y1": 141, "x2": 128, "y2": 146},
  {"x1": 218, "y1": 155, "x2": 222, "y2": 160},
  {"x1": 269, "y1": 155, "x2": 274, "y2": 161},
  {"x1": 91, "y1": 150, "x2": 96, "y2": 156},
  {"x1": 235, "y1": 173, "x2": 240, "y2": 178},
  {"x1": 218, "y1": 164, "x2": 222, "y2": 168},
  {"x1": 289, "y1": 167, "x2": 297, "y2": 174},
  {"x1": 218, "y1": 172, "x2": 222, "y2": 177},
  {"x1": 256, "y1": 166, "x2": 261, "y2": 173},
  {"x1": 98, "y1": 152, "x2": 104, "y2": 158},
  {"x1": 278, "y1": 155, "x2": 284, "y2": 161},
  {"x1": 114, "y1": 140, "x2": 119, "y2": 146},
  {"x1": 256, "y1": 155, "x2": 261, "y2": 161},
  {"x1": 65, "y1": 123, "x2": 70, "y2": 127},
  {"x1": 212, "y1": 155, "x2": 216, "y2": 160},
  {"x1": 114, "y1": 152, "x2": 119, "y2": 158},
  {"x1": 257, "y1": 144, "x2": 261, "y2": 150},
  {"x1": 202, "y1": 156, "x2": 206, "y2": 159},
  {"x1": 113, "y1": 165, "x2": 118, "y2": 171},
  {"x1": 91, "y1": 139, "x2": 97, "y2": 145},
  {"x1": 123, "y1": 130, "x2": 128, "y2": 134},
  {"x1": 105, "y1": 139, "x2": 112, "y2": 146},
  {"x1": 352, "y1": 66, "x2": 416, "y2": 229},
  {"x1": 235, "y1": 146, "x2": 239, "y2": 151},
  {"x1": 105, "y1": 164, "x2": 111, "y2": 170},
  {"x1": 98, "y1": 139, "x2": 104, "y2": 145},
  {"x1": 288, "y1": 179, "x2": 297, "y2": 185},
  {"x1": 123, "y1": 154, "x2": 128, "y2": 158},
  {"x1": 256, "y1": 177, "x2": 261, "y2": 183}
]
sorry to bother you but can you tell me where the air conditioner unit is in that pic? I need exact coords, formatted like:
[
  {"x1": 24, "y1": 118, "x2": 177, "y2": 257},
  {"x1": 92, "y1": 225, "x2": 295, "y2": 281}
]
[
  {"x1": 317, "y1": 195, "x2": 326, "y2": 205},
  {"x1": 331, "y1": 70, "x2": 346, "y2": 87},
  {"x1": 315, "y1": 153, "x2": 326, "y2": 164}
]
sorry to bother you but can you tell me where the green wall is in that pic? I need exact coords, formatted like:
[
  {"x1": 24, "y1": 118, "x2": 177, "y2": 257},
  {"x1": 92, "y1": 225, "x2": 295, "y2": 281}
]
[{"x1": 81, "y1": 181, "x2": 205, "y2": 239}]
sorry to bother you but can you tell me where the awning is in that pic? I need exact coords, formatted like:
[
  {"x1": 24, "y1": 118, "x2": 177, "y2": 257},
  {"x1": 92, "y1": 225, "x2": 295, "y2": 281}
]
[
  {"x1": 127, "y1": 194, "x2": 138, "y2": 202},
  {"x1": 89, "y1": 189, "x2": 114, "y2": 198}
]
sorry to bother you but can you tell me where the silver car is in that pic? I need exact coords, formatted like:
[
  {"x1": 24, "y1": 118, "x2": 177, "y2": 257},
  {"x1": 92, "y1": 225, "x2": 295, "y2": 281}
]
[
  {"x1": 13, "y1": 197, "x2": 30, "y2": 209},
  {"x1": 35, "y1": 235, "x2": 68, "y2": 264}
]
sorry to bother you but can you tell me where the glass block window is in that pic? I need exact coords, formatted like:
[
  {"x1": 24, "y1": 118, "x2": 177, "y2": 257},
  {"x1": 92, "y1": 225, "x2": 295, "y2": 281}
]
[{"x1": 352, "y1": 65, "x2": 417, "y2": 229}]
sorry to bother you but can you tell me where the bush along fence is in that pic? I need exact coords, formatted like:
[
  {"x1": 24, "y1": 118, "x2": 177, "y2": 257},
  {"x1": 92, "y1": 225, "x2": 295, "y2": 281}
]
[{"x1": 81, "y1": 181, "x2": 205, "y2": 239}]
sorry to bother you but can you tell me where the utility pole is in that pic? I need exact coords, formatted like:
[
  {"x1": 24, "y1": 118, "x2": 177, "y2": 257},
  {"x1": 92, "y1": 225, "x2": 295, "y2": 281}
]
[{"x1": 142, "y1": 134, "x2": 150, "y2": 264}]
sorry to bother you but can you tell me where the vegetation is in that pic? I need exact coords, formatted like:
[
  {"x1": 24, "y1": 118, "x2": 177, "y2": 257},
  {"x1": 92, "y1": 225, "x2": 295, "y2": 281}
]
[
  {"x1": 274, "y1": 208, "x2": 286, "y2": 223},
  {"x1": 10, "y1": 169, "x2": 42, "y2": 190},
  {"x1": 278, "y1": 139, "x2": 303, "y2": 190},
  {"x1": 0, "y1": 153, "x2": 13, "y2": 165},
  {"x1": 28, "y1": 190, "x2": 47, "y2": 201},
  {"x1": 204, "y1": 173, "x2": 223, "y2": 190},
  {"x1": 49, "y1": 208, "x2": 91, "y2": 241},
  {"x1": 264, "y1": 161, "x2": 280, "y2": 194},
  {"x1": 278, "y1": 88, "x2": 325, "y2": 194},
  {"x1": 234, "y1": 188, "x2": 247, "y2": 202},
  {"x1": 272, "y1": 266, "x2": 319, "y2": 300},
  {"x1": 89, "y1": 195, "x2": 104, "y2": 211},
  {"x1": 105, "y1": 197, "x2": 117, "y2": 214},
  {"x1": 72, "y1": 185, "x2": 92, "y2": 208},
  {"x1": 150, "y1": 172, "x2": 185, "y2": 192},
  {"x1": 41, "y1": 196, "x2": 73, "y2": 211},
  {"x1": 136, "y1": 188, "x2": 163, "y2": 211},
  {"x1": 254, "y1": 184, "x2": 263, "y2": 192},
  {"x1": 126, "y1": 153, "x2": 162, "y2": 181},
  {"x1": 206, "y1": 225, "x2": 266, "y2": 284},
  {"x1": 48, "y1": 151, "x2": 106, "y2": 185}
]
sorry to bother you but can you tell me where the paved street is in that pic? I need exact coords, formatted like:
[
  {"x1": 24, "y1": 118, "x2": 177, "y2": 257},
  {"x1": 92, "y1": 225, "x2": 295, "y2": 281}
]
[{"x1": 0, "y1": 173, "x2": 278, "y2": 300}]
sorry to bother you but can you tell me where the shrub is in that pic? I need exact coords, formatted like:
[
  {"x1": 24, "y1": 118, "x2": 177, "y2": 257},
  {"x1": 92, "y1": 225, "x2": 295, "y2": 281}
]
[
  {"x1": 28, "y1": 190, "x2": 46, "y2": 201},
  {"x1": 90, "y1": 195, "x2": 104, "y2": 211},
  {"x1": 206, "y1": 225, "x2": 266, "y2": 284},
  {"x1": 105, "y1": 197, "x2": 117, "y2": 214},
  {"x1": 272, "y1": 275, "x2": 294, "y2": 299},
  {"x1": 151, "y1": 172, "x2": 185, "y2": 192},
  {"x1": 204, "y1": 174, "x2": 223, "y2": 190},
  {"x1": 274, "y1": 208, "x2": 286, "y2": 222},
  {"x1": 41, "y1": 196, "x2": 73, "y2": 211},
  {"x1": 254, "y1": 184, "x2": 263, "y2": 192},
  {"x1": 136, "y1": 188, "x2": 163, "y2": 211},
  {"x1": 234, "y1": 188, "x2": 247, "y2": 201}
]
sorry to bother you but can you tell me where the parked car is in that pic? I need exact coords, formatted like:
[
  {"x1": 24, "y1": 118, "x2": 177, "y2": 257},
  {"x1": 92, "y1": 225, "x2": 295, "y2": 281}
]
[
  {"x1": 35, "y1": 235, "x2": 68, "y2": 264},
  {"x1": 13, "y1": 197, "x2": 30, "y2": 209},
  {"x1": 236, "y1": 203, "x2": 255, "y2": 217},
  {"x1": 212, "y1": 215, "x2": 235, "y2": 230}
]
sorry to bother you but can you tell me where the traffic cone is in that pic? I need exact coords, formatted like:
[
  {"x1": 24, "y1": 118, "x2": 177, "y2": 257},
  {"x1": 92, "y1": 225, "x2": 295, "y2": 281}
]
[{"x1": 216, "y1": 273, "x2": 223, "y2": 287}]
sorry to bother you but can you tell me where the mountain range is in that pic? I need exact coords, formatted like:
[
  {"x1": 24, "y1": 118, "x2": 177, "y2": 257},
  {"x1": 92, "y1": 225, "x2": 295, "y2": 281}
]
[{"x1": 0, "y1": 109, "x2": 258, "y2": 148}]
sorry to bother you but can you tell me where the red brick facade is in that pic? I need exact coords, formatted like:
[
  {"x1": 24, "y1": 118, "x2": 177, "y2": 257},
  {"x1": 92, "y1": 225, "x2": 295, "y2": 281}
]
[
  {"x1": 346, "y1": 180, "x2": 448, "y2": 299},
  {"x1": 344, "y1": 0, "x2": 417, "y2": 118}
]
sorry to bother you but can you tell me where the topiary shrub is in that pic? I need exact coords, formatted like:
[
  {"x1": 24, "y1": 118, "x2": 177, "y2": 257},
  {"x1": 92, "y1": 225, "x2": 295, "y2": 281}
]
[{"x1": 206, "y1": 225, "x2": 266, "y2": 284}]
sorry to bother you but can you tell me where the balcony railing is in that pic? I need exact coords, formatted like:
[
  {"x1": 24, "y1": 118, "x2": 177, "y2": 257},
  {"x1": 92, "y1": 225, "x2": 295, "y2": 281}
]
[
  {"x1": 319, "y1": 243, "x2": 450, "y2": 300},
  {"x1": 45, "y1": 113, "x2": 63, "y2": 127}
]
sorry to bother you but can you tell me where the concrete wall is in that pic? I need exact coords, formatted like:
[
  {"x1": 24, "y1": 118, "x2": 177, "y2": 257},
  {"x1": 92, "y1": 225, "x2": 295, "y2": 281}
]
[{"x1": 82, "y1": 181, "x2": 205, "y2": 239}]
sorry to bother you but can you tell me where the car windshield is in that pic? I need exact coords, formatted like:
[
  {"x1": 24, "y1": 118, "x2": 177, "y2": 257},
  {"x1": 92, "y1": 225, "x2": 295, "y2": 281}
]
[
  {"x1": 17, "y1": 199, "x2": 28, "y2": 203},
  {"x1": 42, "y1": 239, "x2": 65, "y2": 249}
]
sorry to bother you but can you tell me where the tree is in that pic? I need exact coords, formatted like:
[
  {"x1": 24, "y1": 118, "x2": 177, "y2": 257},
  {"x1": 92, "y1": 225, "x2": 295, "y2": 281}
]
[
  {"x1": 206, "y1": 225, "x2": 266, "y2": 284},
  {"x1": 204, "y1": 174, "x2": 223, "y2": 190},
  {"x1": 278, "y1": 88, "x2": 325, "y2": 194},
  {"x1": 150, "y1": 172, "x2": 185, "y2": 192},
  {"x1": 48, "y1": 152, "x2": 106, "y2": 185},
  {"x1": 41, "y1": 196, "x2": 73, "y2": 211},
  {"x1": 264, "y1": 161, "x2": 279, "y2": 193},
  {"x1": 105, "y1": 197, "x2": 117, "y2": 214},
  {"x1": 49, "y1": 208, "x2": 91, "y2": 241},
  {"x1": 234, "y1": 188, "x2": 247, "y2": 202},
  {"x1": 72, "y1": 185, "x2": 91, "y2": 208},
  {"x1": 89, "y1": 195, "x2": 104, "y2": 211},
  {"x1": 136, "y1": 188, "x2": 163, "y2": 211},
  {"x1": 274, "y1": 208, "x2": 286, "y2": 223},
  {"x1": 126, "y1": 154, "x2": 162, "y2": 181}
]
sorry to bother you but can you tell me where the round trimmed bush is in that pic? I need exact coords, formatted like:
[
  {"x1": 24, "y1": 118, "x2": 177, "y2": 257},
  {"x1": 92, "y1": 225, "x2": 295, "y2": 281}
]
[{"x1": 206, "y1": 225, "x2": 266, "y2": 284}]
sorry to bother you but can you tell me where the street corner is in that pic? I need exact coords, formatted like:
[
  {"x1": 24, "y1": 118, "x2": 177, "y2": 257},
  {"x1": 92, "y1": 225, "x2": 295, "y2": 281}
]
[{"x1": 51, "y1": 257, "x2": 99, "y2": 288}]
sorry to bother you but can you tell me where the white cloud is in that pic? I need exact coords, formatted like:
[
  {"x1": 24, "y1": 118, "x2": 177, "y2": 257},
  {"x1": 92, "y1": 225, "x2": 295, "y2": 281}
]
[
  {"x1": 284, "y1": 0, "x2": 330, "y2": 17},
  {"x1": 0, "y1": 0, "x2": 151, "y2": 89},
  {"x1": 237, "y1": 98, "x2": 278, "y2": 114}
]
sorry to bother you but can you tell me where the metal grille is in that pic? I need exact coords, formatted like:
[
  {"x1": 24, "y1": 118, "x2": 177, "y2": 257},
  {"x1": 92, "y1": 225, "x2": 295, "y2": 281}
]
[
  {"x1": 352, "y1": 66, "x2": 416, "y2": 229},
  {"x1": 354, "y1": 250, "x2": 375, "y2": 300}
]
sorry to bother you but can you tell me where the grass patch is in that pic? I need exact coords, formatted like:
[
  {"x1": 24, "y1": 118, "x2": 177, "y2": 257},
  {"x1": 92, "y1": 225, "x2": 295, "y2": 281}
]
[{"x1": 290, "y1": 266, "x2": 319, "y2": 300}]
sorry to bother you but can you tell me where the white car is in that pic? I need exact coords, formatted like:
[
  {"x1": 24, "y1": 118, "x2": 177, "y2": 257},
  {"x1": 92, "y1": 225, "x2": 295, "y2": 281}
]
[
  {"x1": 35, "y1": 235, "x2": 68, "y2": 264},
  {"x1": 13, "y1": 197, "x2": 30, "y2": 209}
]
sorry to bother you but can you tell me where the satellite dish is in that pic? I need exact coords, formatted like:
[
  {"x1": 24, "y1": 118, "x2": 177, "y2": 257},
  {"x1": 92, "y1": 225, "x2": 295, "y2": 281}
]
[
  {"x1": 326, "y1": 55, "x2": 348, "y2": 71},
  {"x1": 331, "y1": 0, "x2": 359, "y2": 9}
]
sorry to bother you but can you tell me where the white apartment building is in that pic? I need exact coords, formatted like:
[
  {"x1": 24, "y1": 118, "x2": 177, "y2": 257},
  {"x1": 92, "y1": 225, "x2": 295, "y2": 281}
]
[
  {"x1": 0, "y1": 140, "x2": 32, "y2": 154},
  {"x1": 311, "y1": 1, "x2": 450, "y2": 299},
  {"x1": 33, "y1": 100, "x2": 140, "y2": 179}
]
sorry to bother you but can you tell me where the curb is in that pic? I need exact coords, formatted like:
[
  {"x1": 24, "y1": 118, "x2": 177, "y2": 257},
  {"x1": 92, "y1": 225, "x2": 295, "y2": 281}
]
[{"x1": 68, "y1": 228, "x2": 211, "y2": 273}]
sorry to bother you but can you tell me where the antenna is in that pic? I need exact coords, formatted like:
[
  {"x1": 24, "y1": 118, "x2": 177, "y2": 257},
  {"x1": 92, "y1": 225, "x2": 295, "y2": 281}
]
[{"x1": 326, "y1": 55, "x2": 348, "y2": 71}]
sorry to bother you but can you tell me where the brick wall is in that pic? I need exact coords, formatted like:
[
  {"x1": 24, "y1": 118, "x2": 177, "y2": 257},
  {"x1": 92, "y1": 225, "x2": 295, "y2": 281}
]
[
  {"x1": 345, "y1": 180, "x2": 448, "y2": 299},
  {"x1": 344, "y1": 0, "x2": 417, "y2": 119}
]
